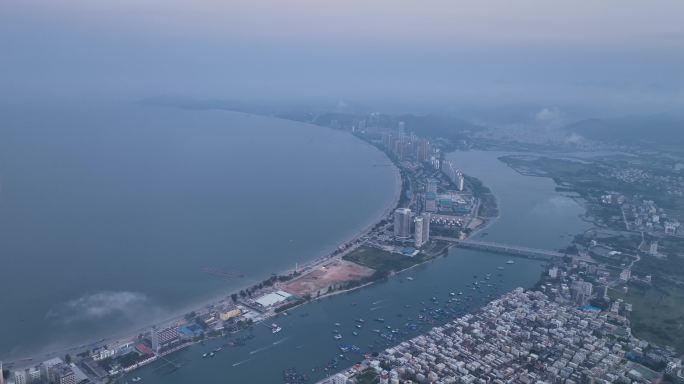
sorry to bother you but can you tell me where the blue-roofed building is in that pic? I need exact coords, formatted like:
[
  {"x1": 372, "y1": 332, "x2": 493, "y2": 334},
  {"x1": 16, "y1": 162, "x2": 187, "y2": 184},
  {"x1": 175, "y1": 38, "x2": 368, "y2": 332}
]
[{"x1": 179, "y1": 324, "x2": 203, "y2": 338}]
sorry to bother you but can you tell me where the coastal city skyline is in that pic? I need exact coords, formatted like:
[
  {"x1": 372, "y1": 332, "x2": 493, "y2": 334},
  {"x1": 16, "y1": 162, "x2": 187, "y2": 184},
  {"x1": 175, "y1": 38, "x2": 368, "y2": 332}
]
[{"x1": 2, "y1": 1, "x2": 684, "y2": 384}]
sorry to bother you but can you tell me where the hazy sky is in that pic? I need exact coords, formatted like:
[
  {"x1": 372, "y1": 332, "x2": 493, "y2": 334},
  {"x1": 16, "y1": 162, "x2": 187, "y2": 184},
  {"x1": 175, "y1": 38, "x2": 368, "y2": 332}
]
[{"x1": 2, "y1": 0, "x2": 683, "y2": 113}]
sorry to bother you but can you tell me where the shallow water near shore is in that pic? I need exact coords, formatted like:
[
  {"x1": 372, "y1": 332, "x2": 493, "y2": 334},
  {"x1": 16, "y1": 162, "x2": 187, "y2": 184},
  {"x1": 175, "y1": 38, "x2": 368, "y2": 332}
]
[{"x1": 0, "y1": 105, "x2": 398, "y2": 359}]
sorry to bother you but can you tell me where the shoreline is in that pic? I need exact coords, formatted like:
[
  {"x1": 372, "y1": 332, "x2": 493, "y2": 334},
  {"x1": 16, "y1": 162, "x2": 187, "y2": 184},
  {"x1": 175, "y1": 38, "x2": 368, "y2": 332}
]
[
  {"x1": 2, "y1": 118, "x2": 404, "y2": 371},
  {"x1": 7, "y1": 117, "x2": 506, "y2": 384}
]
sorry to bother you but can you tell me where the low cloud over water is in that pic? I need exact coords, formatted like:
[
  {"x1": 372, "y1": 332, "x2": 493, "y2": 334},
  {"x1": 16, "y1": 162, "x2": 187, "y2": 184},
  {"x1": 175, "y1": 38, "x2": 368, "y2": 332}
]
[{"x1": 46, "y1": 291, "x2": 151, "y2": 324}]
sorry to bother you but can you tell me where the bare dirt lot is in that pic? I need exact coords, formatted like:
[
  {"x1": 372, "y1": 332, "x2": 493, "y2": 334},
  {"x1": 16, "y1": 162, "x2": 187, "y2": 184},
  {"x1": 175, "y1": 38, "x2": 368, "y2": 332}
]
[{"x1": 282, "y1": 259, "x2": 375, "y2": 297}]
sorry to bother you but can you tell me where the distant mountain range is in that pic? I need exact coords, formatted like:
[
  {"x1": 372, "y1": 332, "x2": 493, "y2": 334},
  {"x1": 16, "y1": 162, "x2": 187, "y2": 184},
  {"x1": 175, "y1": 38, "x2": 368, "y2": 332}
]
[{"x1": 563, "y1": 114, "x2": 684, "y2": 150}]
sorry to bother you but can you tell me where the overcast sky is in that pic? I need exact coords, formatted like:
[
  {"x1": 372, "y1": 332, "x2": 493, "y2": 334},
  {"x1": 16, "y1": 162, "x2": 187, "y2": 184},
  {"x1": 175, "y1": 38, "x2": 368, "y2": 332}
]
[{"x1": 2, "y1": 0, "x2": 683, "y2": 113}]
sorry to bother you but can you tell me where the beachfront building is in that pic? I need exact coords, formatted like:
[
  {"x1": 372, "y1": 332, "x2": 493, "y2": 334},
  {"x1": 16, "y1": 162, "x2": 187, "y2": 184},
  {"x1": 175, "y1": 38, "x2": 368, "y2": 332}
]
[
  {"x1": 421, "y1": 213, "x2": 430, "y2": 244},
  {"x1": 151, "y1": 326, "x2": 180, "y2": 353},
  {"x1": 219, "y1": 305, "x2": 242, "y2": 321},
  {"x1": 12, "y1": 370, "x2": 27, "y2": 384},
  {"x1": 27, "y1": 368, "x2": 40, "y2": 383},
  {"x1": 253, "y1": 290, "x2": 292, "y2": 310},
  {"x1": 394, "y1": 208, "x2": 412, "y2": 239},
  {"x1": 48, "y1": 364, "x2": 75, "y2": 384},
  {"x1": 413, "y1": 214, "x2": 431, "y2": 247},
  {"x1": 414, "y1": 216, "x2": 425, "y2": 247}
]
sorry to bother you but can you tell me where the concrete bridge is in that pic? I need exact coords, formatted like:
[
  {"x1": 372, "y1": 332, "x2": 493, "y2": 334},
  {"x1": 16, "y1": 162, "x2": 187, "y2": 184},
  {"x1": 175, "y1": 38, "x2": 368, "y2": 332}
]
[{"x1": 432, "y1": 236, "x2": 592, "y2": 263}]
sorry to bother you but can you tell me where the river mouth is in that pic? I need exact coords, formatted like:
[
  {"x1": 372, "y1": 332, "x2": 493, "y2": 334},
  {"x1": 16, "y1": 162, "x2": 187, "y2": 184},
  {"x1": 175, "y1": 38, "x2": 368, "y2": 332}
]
[{"x1": 447, "y1": 150, "x2": 591, "y2": 250}]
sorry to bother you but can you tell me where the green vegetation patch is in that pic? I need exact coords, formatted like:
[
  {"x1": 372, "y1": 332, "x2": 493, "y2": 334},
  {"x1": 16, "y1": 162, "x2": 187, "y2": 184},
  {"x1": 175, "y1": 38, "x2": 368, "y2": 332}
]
[
  {"x1": 610, "y1": 283, "x2": 684, "y2": 354},
  {"x1": 634, "y1": 244, "x2": 684, "y2": 285},
  {"x1": 464, "y1": 175, "x2": 498, "y2": 218},
  {"x1": 422, "y1": 240, "x2": 451, "y2": 257},
  {"x1": 344, "y1": 246, "x2": 430, "y2": 276}
]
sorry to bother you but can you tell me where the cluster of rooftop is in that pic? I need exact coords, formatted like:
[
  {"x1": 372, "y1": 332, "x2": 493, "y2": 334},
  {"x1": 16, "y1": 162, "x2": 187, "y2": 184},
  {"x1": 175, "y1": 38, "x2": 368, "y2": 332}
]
[
  {"x1": 330, "y1": 288, "x2": 674, "y2": 384},
  {"x1": 621, "y1": 198, "x2": 680, "y2": 235}
]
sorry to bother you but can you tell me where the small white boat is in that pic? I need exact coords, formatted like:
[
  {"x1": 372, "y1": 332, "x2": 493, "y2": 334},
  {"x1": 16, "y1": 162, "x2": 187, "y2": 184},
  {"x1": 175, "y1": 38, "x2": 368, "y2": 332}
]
[
  {"x1": 334, "y1": 334, "x2": 342, "y2": 340},
  {"x1": 506, "y1": 260, "x2": 514, "y2": 264}
]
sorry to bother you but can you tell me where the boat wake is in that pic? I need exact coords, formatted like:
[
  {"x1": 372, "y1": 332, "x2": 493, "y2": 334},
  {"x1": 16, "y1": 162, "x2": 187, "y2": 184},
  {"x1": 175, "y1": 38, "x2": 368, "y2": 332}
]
[
  {"x1": 272, "y1": 337, "x2": 290, "y2": 345},
  {"x1": 249, "y1": 336, "x2": 291, "y2": 355},
  {"x1": 232, "y1": 358, "x2": 253, "y2": 367},
  {"x1": 249, "y1": 344, "x2": 272, "y2": 355}
]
